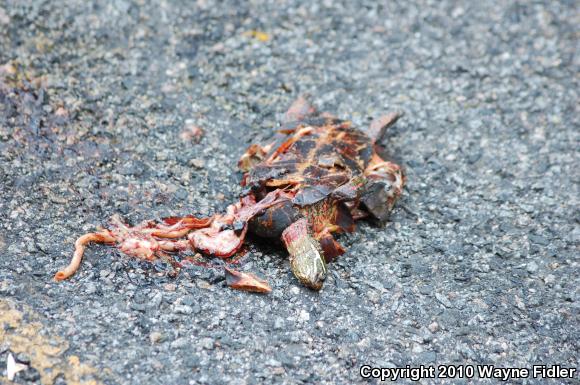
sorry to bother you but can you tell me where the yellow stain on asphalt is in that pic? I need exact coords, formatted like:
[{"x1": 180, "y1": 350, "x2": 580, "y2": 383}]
[
  {"x1": 0, "y1": 299, "x2": 104, "y2": 385},
  {"x1": 243, "y1": 30, "x2": 270, "y2": 42}
]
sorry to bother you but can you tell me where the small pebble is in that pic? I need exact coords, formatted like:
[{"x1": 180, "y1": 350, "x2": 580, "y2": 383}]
[
  {"x1": 164, "y1": 283, "x2": 176, "y2": 291},
  {"x1": 428, "y1": 322, "x2": 440, "y2": 333},
  {"x1": 149, "y1": 332, "x2": 163, "y2": 344},
  {"x1": 527, "y1": 262, "x2": 539, "y2": 274},
  {"x1": 189, "y1": 158, "x2": 205, "y2": 169}
]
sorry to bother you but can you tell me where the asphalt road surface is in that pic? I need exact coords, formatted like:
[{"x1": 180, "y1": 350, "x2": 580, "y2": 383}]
[{"x1": 0, "y1": 1, "x2": 578, "y2": 384}]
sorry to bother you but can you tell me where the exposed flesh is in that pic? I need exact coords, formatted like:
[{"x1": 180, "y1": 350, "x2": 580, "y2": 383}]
[{"x1": 54, "y1": 190, "x2": 295, "y2": 290}]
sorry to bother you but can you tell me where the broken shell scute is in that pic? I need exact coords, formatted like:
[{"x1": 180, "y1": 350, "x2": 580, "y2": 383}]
[{"x1": 224, "y1": 267, "x2": 272, "y2": 293}]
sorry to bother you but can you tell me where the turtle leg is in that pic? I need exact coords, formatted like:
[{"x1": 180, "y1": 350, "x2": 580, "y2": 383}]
[
  {"x1": 284, "y1": 95, "x2": 317, "y2": 122},
  {"x1": 281, "y1": 218, "x2": 327, "y2": 290},
  {"x1": 366, "y1": 111, "x2": 403, "y2": 144},
  {"x1": 361, "y1": 154, "x2": 405, "y2": 222}
]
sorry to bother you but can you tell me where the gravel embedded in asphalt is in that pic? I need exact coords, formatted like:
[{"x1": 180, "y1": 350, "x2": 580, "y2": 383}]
[{"x1": 0, "y1": 1, "x2": 578, "y2": 384}]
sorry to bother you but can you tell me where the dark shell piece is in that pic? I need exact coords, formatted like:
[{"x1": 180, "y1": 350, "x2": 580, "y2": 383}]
[
  {"x1": 249, "y1": 201, "x2": 301, "y2": 238},
  {"x1": 292, "y1": 185, "x2": 333, "y2": 206},
  {"x1": 245, "y1": 165, "x2": 290, "y2": 189},
  {"x1": 331, "y1": 176, "x2": 366, "y2": 201}
]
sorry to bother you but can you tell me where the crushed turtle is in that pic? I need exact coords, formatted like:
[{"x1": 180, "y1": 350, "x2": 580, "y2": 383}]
[{"x1": 55, "y1": 97, "x2": 405, "y2": 292}]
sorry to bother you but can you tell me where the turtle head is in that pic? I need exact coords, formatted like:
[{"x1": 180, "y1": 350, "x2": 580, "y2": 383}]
[{"x1": 282, "y1": 218, "x2": 327, "y2": 290}]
